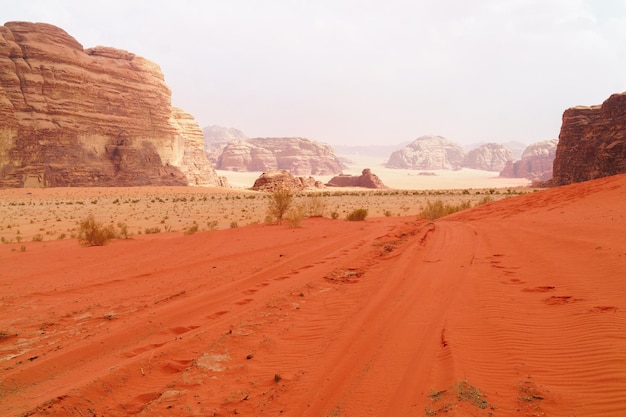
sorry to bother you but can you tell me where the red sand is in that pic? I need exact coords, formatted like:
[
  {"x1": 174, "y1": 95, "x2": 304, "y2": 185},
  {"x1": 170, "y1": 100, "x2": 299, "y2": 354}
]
[{"x1": 1, "y1": 175, "x2": 625, "y2": 416}]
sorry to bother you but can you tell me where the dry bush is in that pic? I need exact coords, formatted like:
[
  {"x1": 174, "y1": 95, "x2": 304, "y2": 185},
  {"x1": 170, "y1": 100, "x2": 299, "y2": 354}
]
[
  {"x1": 268, "y1": 188, "x2": 293, "y2": 224},
  {"x1": 419, "y1": 200, "x2": 471, "y2": 220},
  {"x1": 78, "y1": 214, "x2": 116, "y2": 246},
  {"x1": 346, "y1": 208, "x2": 368, "y2": 221},
  {"x1": 306, "y1": 194, "x2": 326, "y2": 217},
  {"x1": 286, "y1": 204, "x2": 307, "y2": 228}
]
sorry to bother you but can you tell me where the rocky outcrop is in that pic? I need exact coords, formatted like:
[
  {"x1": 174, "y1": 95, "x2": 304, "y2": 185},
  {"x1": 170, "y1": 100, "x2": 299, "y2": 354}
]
[
  {"x1": 216, "y1": 137, "x2": 344, "y2": 176},
  {"x1": 386, "y1": 136, "x2": 465, "y2": 170},
  {"x1": 464, "y1": 143, "x2": 513, "y2": 171},
  {"x1": 499, "y1": 139, "x2": 558, "y2": 181},
  {"x1": 250, "y1": 170, "x2": 324, "y2": 192},
  {"x1": 552, "y1": 92, "x2": 626, "y2": 185},
  {"x1": 0, "y1": 21, "x2": 224, "y2": 188},
  {"x1": 203, "y1": 125, "x2": 247, "y2": 161},
  {"x1": 326, "y1": 168, "x2": 387, "y2": 189}
]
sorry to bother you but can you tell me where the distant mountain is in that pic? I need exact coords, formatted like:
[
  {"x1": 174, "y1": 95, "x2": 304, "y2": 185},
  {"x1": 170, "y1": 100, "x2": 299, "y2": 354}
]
[
  {"x1": 386, "y1": 136, "x2": 465, "y2": 170},
  {"x1": 463, "y1": 140, "x2": 527, "y2": 160},
  {"x1": 214, "y1": 137, "x2": 344, "y2": 176},
  {"x1": 202, "y1": 125, "x2": 248, "y2": 156}
]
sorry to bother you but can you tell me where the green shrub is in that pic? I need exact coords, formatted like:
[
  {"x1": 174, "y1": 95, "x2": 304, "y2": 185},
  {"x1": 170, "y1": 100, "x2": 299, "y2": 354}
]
[
  {"x1": 346, "y1": 208, "x2": 368, "y2": 221},
  {"x1": 79, "y1": 214, "x2": 116, "y2": 246}
]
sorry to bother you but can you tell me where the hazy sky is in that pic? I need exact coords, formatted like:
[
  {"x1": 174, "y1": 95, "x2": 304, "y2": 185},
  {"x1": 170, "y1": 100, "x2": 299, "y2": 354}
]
[{"x1": 3, "y1": 0, "x2": 626, "y2": 146}]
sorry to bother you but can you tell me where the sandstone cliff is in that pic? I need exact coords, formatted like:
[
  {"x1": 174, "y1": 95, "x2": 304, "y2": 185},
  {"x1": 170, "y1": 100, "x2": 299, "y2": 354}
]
[
  {"x1": 552, "y1": 92, "x2": 626, "y2": 185},
  {"x1": 216, "y1": 137, "x2": 344, "y2": 176},
  {"x1": 0, "y1": 21, "x2": 224, "y2": 188},
  {"x1": 386, "y1": 136, "x2": 465, "y2": 170},
  {"x1": 499, "y1": 139, "x2": 558, "y2": 181},
  {"x1": 464, "y1": 143, "x2": 513, "y2": 172},
  {"x1": 326, "y1": 169, "x2": 387, "y2": 189}
]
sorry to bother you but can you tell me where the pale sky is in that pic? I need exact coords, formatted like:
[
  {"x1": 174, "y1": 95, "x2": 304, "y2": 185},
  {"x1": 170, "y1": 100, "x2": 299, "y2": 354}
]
[{"x1": 3, "y1": 0, "x2": 626, "y2": 146}]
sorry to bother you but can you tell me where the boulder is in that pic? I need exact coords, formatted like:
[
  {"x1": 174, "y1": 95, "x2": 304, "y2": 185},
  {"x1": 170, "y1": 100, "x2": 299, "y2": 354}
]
[
  {"x1": 552, "y1": 92, "x2": 626, "y2": 185},
  {"x1": 251, "y1": 170, "x2": 324, "y2": 192},
  {"x1": 216, "y1": 137, "x2": 344, "y2": 176},
  {"x1": 326, "y1": 168, "x2": 387, "y2": 189},
  {"x1": 464, "y1": 143, "x2": 513, "y2": 171},
  {"x1": 499, "y1": 139, "x2": 558, "y2": 181},
  {"x1": 0, "y1": 21, "x2": 224, "y2": 188},
  {"x1": 386, "y1": 136, "x2": 465, "y2": 170}
]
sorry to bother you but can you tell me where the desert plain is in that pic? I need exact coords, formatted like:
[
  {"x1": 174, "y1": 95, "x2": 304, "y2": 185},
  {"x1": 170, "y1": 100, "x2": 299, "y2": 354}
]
[{"x1": 1, "y1": 172, "x2": 625, "y2": 416}]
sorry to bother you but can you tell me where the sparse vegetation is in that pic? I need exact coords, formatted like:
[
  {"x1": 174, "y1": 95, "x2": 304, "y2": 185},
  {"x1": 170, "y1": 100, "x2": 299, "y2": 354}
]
[
  {"x1": 267, "y1": 188, "x2": 293, "y2": 225},
  {"x1": 78, "y1": 214, "x2": 116, "y2": 246},
  {"x1": 419, "y1": 200, "x2": 471, "y2": 220},
  {"x1": 184, "y1": 223, "x2": 199, "y2": 235},
  {"x1": 286, "y1": 204, "x2": 307, "y2": 228},
  {"x1": 346, "y1": 208, "x2": 368, "y2": 221}
]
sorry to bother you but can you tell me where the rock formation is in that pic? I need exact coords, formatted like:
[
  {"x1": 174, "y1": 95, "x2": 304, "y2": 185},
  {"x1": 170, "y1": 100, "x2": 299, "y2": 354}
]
[
  {"x1": 216, "y1": 137, "x2": 344, "y2": 176},
  {"x1": 326, "y1": 169, "x2": 387, "y2": 189},
  {"x1": 0, "y1": 21, "x2": 225, "y2": 188},
  {"x1": 464, "y1": 143, "x2": 513, "y2": 172},
  {"x1": 386, "y1": 136, "x2": 465, "y2": 170},
  {"x1": 250, "y1": 170, "x2": 324, "y2": 192},
  {"x1": 203, "y1": 125, "x2": 247, "y2": 161},
  {"x1": 552, "y1": 92, "x2": 626, "y2": 185},
  {"x1": 499, "y1": 139, "x2": 558, "y2": 181}
]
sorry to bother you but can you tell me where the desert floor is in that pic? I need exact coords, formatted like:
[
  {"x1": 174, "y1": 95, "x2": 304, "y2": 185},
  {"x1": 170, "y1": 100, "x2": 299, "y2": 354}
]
[{"x1": 1, "y1": 174, "x2": 625, "y2": 416}]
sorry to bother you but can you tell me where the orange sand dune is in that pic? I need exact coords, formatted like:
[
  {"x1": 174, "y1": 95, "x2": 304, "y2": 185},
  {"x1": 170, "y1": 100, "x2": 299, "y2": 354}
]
[{"x1": 1, "y1": 175, "x2": 625, "y2": 416}]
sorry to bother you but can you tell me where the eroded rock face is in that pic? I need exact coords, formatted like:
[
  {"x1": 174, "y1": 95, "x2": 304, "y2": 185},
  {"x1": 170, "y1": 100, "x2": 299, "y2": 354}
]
[
  {"x1": 326, "y1": 168, "x2": 387, "y2": 189},
  {"x1": 464, "y1": 143, "x2": 513, "y2": 172},
  {"x1": 386, "y1": 136, "x2": 465, "y2": 170},
  {"x1": 552, "y1": 93, "x2": 626, "y2": 185},
  {"x1": 0, "y1": 21, "x2": 223, "y2": 187},
  {"x1": 499, "y1": 139, "x2": 558, "y2": 181},
  {"x1": 250, "y1": 170, "x2": 324, "y2": 192},
  {"x1": 216, "y1": 137, "x2": 344, "y2": 176}
]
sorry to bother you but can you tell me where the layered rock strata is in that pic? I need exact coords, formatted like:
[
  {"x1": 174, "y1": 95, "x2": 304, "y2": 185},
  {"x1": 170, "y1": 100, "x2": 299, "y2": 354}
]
[
  {"x1": 0, "y1": 21, "x2": 224, "y2": 187},
  {"x1": 216, "y1": 137, "x2": 344, "y2": 176},
  {"x1": 552, "y1": 92, "x2": 626, "y2": 185}
]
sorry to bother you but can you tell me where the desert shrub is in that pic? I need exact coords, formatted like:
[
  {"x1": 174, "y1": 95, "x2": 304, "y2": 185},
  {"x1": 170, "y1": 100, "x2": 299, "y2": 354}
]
[
  {"x1": 184, "y1": 224, "x2": 199, "y2": 235},
  {"x1": 286, "y1": 204, "x2": 307, "y2": 228},
  {"x1": 476, "y1": 195, "x2": 494, "y2": 205},
  {"x1": 117, "y1": 222, "x2": 131, "y2": 239},
  {"x1": 78, "y1": 214, "x2": 116, "y2": 246},
  {"x1": 207, "y1": 220, "x2": 218, "y2": 231},
  {"x1": 383, "y1": 209, "x2": 393, "y2": 217},
  {"x1": 330, "y1": 210, "x2": 340, "y2": 220},
  {"x1": 32, "y1": 234, "x2": 43, "y2": 242},
  {"x1": 267, "y1": 188, "x2": 293, "y2": 225},
  {"x1": 307, "y1": 194, "x2": 326, "y2": 217},
  {"x1": 230, "y1": 221, "x2": 239, "y2": 228},
  {"x1": 144, "y1": 227, "x2": 161, "y2": 234},
  {"x1": 346, "y1": 208, "x2": 368, "y2": 221},
  {"x1": 419, "y1": 200, "x2": 471, "y2": 220}
]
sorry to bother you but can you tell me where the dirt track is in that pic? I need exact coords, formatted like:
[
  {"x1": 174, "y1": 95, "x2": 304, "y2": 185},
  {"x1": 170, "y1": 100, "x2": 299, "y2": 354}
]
[{"x1": 1, "y1": 175, "x2": 626, "y2": 416}]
